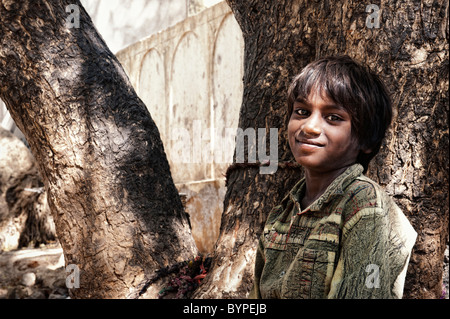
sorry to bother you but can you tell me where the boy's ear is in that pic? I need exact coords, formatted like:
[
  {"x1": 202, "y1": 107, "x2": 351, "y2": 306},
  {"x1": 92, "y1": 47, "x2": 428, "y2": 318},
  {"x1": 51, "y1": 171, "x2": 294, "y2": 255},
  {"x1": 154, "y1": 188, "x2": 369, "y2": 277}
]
[
  {"x1": 357, "y1": 141, "x2": 372, "y2": 154},
  {"x1": 353, "y1": 136, "x2": 372, "y2": 154}
]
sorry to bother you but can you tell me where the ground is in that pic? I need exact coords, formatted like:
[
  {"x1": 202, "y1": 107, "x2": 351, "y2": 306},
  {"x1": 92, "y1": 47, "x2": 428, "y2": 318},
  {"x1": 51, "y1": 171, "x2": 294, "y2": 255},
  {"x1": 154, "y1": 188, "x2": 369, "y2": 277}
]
[
  {"x1": 0, "y1": 242, "x2": 68, "y2": 299},
  {"x1": 0, "y1": 241, "x2": 448, "y2": 299}
]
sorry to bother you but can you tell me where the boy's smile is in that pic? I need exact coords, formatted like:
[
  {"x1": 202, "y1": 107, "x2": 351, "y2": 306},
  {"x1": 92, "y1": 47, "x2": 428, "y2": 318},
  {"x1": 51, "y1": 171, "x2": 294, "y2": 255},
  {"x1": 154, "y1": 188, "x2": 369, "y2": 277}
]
[{"x1": 288, "y1": 90, "x2": 361, "y2": 177}]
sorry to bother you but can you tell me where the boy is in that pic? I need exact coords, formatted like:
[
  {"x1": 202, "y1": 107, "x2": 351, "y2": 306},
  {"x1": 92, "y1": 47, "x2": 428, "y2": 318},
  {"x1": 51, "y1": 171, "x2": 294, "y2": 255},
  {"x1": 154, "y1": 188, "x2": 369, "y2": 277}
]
[{"x1": 249, "y1": 56, "x2": 417, "y2": 299}]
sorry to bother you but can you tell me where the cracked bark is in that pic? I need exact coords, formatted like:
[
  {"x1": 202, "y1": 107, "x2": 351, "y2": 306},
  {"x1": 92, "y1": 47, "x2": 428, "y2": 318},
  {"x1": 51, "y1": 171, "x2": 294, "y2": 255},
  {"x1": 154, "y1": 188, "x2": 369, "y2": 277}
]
[{"x1": 0, "y1": 0, "x2": 198, "y2": 298}]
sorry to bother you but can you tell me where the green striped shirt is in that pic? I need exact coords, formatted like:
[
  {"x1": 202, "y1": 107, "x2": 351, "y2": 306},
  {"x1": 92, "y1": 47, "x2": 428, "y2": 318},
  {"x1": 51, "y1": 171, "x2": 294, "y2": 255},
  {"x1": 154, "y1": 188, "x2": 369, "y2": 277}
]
[{"x1": 249, "y1": 164, "x2": 417, "y2": 299}]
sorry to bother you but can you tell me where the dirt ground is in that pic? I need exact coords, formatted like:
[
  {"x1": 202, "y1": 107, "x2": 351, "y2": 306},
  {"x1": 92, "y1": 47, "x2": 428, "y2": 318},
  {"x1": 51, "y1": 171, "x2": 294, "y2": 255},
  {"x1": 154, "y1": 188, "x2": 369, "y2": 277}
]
[
  {"x1": 1, "y1": 242, "x2": 448, "y2": 299},
  {"x1": 0, "y1": 242, "x2": 69, "y2": 299}
]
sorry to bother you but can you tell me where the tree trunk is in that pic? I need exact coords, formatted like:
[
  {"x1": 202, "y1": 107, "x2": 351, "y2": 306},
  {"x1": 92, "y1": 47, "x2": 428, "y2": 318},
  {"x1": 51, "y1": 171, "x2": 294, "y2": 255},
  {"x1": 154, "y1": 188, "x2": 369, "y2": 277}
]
[
  {"x1": 195, "y1": 0, "x2": 448, "y2": 299},
  {"x1": 0, "y1": 0, "x2": 198, "y2": 299}
]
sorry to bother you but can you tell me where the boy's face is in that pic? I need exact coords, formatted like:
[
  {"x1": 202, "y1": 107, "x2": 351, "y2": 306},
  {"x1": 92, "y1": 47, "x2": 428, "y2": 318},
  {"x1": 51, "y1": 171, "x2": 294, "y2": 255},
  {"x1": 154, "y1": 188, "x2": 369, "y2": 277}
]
[{"x1": 288, "y1": 90, "x2": 361, "y2": 175}]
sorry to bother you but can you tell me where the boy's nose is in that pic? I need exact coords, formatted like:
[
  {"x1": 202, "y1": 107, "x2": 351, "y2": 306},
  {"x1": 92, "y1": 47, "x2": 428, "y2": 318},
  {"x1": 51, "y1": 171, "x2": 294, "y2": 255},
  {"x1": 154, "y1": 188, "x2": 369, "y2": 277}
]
[{"x1": 302, "y1": 114, "x2": 322, "y2": 136}]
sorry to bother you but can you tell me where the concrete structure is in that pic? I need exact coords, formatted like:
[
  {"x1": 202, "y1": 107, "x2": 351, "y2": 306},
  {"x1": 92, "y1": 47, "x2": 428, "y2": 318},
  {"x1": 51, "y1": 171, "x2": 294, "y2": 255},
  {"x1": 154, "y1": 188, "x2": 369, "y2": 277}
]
[
  {"x1": 0, "y1": 100, "x2": 25, "y2": 142},
  {"x1": 81, "y1": 0, "x2": 202, "y2": 54},
  {"x1": 116, "y1": 1, "x2": 244, "y2": 252}
]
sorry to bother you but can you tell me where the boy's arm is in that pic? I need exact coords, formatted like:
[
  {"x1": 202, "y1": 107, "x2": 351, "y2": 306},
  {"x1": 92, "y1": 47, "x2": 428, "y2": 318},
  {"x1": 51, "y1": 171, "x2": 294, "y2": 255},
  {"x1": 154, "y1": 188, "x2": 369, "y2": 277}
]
[
  {"x1": 248, "y1": 237, "x2": 265, "y2": 299},
  {"x1": 328, "y1": 207, "x2": 415, "y2": 299}
]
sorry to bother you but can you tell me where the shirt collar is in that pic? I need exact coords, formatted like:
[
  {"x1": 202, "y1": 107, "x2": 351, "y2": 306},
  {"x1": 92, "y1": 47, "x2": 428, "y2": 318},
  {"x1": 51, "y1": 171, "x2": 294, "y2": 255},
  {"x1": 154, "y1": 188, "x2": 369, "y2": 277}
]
[{"x1": 289, "y1": 164, "x2": 364, "y2": 212}]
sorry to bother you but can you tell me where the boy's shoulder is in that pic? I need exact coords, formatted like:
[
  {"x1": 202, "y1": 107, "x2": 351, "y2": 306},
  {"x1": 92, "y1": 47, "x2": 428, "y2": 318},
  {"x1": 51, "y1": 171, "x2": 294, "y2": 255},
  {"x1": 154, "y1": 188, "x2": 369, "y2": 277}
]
[
  {"x1": 341, "y1": 171, "x2": 417, "y2": 270},
  {"x1": 340, "y1": 172, "x2": 414, "y2": 235},
  {"x1": 332, "y1": 169, "x2": 404, "y2": 230},
  {"x1": 342, "y1": 173, "x2": 391, "y2": 210}
]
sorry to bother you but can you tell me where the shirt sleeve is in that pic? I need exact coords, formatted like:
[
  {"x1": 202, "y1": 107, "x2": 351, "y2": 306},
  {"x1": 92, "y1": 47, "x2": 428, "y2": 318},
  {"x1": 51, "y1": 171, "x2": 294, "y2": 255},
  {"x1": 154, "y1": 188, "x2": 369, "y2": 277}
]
[
  {"x1": 248, "y1": 237, "x2": 265, "y2": 299},
  {"x1": 327, "y1": 208, "x2": 414, "y2": 299}
]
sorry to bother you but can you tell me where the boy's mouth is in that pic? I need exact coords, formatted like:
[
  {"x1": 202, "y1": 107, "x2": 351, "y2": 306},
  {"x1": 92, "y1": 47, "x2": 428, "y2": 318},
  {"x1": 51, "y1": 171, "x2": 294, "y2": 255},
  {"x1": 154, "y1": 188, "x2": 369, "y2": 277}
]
[{"x1": 296, "y1": 138, "x2": 325, "y2": 148}]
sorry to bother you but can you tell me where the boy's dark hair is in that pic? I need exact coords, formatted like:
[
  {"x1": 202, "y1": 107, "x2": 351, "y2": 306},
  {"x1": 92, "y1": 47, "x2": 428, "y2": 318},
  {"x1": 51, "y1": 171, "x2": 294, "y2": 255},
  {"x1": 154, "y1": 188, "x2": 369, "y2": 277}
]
[{"x1": 287, "y1": 55, "x2": 392, "y2": 173}]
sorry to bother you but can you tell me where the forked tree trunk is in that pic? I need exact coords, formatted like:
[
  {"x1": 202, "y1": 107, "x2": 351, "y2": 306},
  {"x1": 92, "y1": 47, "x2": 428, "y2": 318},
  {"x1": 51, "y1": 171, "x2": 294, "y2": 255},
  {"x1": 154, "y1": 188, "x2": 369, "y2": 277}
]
[
  {"x1": 194, "y1": 0, "x2": 448, "y2": 299},
  {"x1": 0, "y1": 0, "x2": 198, "y2": 298},
  {"x1": 0, "y1": 0, "x2": 447, "y2": 299}
]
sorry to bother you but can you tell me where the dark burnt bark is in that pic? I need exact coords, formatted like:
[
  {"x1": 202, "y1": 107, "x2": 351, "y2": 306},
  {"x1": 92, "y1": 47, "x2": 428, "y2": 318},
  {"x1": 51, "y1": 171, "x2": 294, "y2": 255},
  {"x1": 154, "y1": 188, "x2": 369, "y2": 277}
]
[
  {"x1": 195, "y1": 0, "x2": 448, "y2": 299},
  {"x1": 0, "y1": 0, "x2": 198, "y2": 298}
]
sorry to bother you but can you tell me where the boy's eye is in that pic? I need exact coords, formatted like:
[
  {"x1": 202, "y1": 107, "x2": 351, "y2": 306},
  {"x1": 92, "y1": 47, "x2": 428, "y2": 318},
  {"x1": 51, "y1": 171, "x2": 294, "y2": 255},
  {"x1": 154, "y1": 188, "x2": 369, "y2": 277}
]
[
  {"x1": 326, "y1": 114, "x2": 343, "y2": 122},
  {"x1": 294, "y1": 109, "x2": 309, "y2": 116}
]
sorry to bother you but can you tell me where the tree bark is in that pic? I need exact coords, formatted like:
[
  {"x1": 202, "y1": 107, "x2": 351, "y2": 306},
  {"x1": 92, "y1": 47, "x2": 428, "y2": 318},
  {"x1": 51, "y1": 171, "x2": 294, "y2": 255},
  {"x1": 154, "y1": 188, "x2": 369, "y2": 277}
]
[
  {"x1": 0, "y1": 0, "x2": 198, "y2": 298},
  {"x1": 195, "y1": 0, "x2": 448, "y2": 299}
]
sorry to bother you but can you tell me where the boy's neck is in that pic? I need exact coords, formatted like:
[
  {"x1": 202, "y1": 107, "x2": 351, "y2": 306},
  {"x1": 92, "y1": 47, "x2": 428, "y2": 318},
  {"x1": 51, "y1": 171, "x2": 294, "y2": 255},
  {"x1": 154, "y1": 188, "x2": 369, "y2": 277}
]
[{"x1": 301, "y1": 166, "x2": 349, "y2": 209}]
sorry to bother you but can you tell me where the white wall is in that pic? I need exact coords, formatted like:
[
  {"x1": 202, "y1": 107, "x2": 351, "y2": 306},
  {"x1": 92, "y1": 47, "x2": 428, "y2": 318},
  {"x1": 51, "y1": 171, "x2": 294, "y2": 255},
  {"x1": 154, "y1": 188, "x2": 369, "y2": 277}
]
[
  {"x1": 81, "y1": 0, "x2": 223, "y2": 54},
  {"x1": 81, "y1": 0, "x2": 187, "y2": 54},
  {"x1": 116, "y1": 1, "x2": 244, "y2": 252},
  {"x1": 0, "y1": 101, "x2": 25, "y2": 142},
  {"x1": 117, "y1": 1, "x2": 244, "y2": 184}
]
